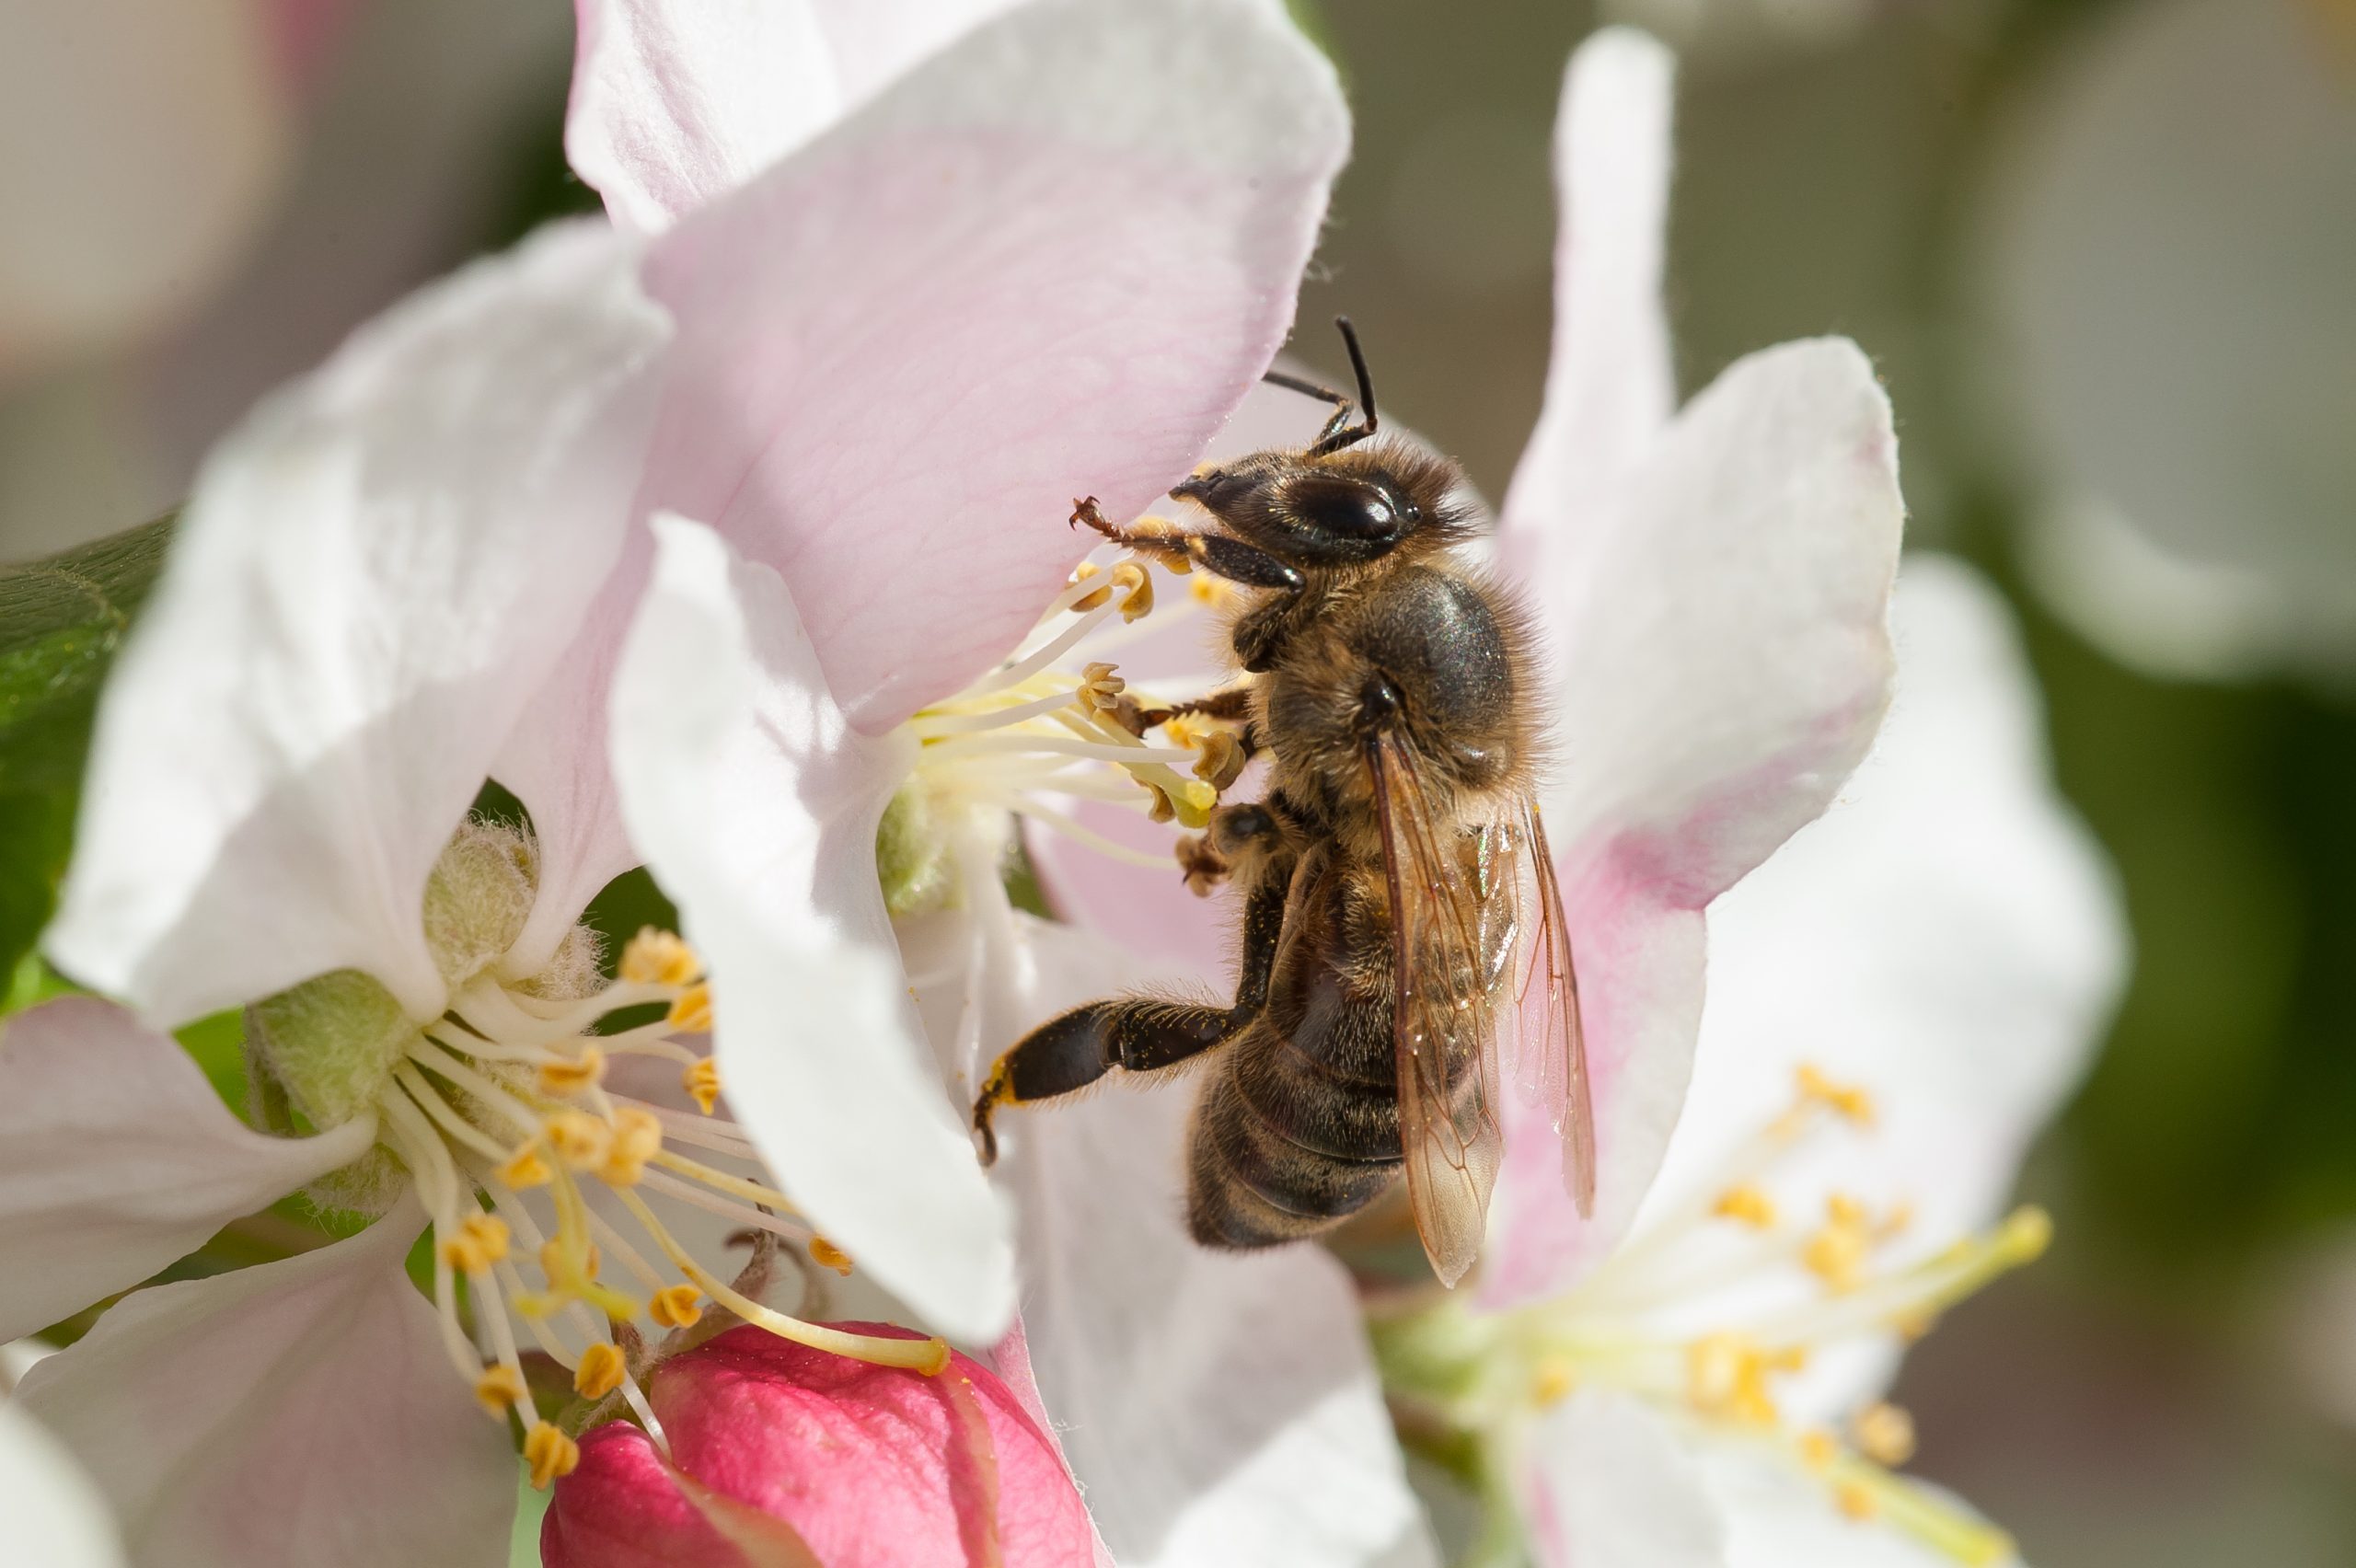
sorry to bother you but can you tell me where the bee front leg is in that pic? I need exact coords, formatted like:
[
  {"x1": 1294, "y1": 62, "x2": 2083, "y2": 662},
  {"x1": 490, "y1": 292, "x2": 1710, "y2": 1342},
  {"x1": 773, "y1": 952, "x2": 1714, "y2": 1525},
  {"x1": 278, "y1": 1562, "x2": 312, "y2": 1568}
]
[{"x1": 1072, "y1": 497, "x2": 1305, "y2": 595}]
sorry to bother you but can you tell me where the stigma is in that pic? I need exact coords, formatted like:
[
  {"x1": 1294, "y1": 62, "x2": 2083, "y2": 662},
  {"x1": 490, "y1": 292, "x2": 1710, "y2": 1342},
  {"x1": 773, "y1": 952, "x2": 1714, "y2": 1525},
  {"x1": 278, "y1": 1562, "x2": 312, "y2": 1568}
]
[
  {"x1": 249, "y1": 824, "x2": 945, "y2": 1487},
  {"x1": 880, "y1": 540, "x2": 1246, "y2": 915}
]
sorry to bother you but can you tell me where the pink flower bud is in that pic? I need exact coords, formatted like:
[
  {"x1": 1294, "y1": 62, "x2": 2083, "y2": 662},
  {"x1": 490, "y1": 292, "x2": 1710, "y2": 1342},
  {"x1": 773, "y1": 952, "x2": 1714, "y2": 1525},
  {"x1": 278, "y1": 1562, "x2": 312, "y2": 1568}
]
[{"x1": 542, "y1": 1322, "x2": 1098, "y2": 1568}]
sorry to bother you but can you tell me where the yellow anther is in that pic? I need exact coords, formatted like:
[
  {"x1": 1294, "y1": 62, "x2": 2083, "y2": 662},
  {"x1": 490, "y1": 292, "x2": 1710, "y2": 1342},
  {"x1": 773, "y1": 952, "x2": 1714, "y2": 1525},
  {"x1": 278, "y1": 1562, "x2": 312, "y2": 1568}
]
[
  {"x1": 525, "y1": 1423, "x2": 581, "y2": 1490},
  {"x1": 601, "y1": 1108, "x2": 664, "y2": 1186},
  {"x1": 1854, "y1": 1401, "x2": 1917, "y2": 1467},
  {"x1": 1076, "y1": 661, "x2": 1126, "y2": 714},
  {"x1": 439, "y1": 1213, "x2": 512, "y2": 1274},
  {"x1": 1835, "y1": 1482, "x2": 1880, "y2": 1522},
  {"x1": 573, "y1": 1343, "x2": 627, "y2": 1401},
  {"x1": 619, "y1": 928, "x2": 701, "y2": 988},
  {"x1": 1805, "y1": 1220, "x2": 1870, "y2": 1293},
  {"x1": 1531, "y1": 1357, "x2": 1577, "y2": 1408},
  {"x1": 1685, "y1": 1332, "x2": 1783, "y2": 1426},
  {"x1": 1796, "y1": 1064, "x2": 1877, "y2": 1126},
  {"x1": 651, "y1": 1285, "x2": 703, "y2": 1329},
  {"x1": 1068, "y1": 560, "x2": 1111, "y2": 612},
  {"x1": 682, "y1": 1057, "x2": 722, "y2": 1115},
  {"x1": 545, "y1": 1112, "x2": 614, "y2": 1172},
  {"x1": 540, "y1": 1239, "x2": 603, "y2": 1285},
  {"x1": 1111, "y1": 560, "x2": 1152, "y2": 621},
  {"x1": 1144, "y1": 785, "x2": 1176, "y2": 824},
  {"x1": 1798, "y1": 1429, "x2": 1841, "y2": 1472},
  {"x1": 537, "y1": 1045, "x2": 606, "y2": 1098},
  {"x1": 1189, "y1": 573, "x2": 1230, "y2": 605},
  {"x1": 1192, "y1": 729, "x2": 1246, "y2": 790},
  {"x1": 1827, "y1": 1193, "x2": 1869, "y2": 1229},
  {"x1": 474, "y1": 1366, "x2": 526, "y2": 1416},
  {"x1": 1893, "y1": 1309, "x2": 1939, "y2": 1343},
  {"x1": 667, "y1": 984, "x2": 714, "y2": 1034},
  {"x1": 809, "y1": 1237, "x2": 853, "y2": 1275},
  {"x1": 1998, "y1": 1205, "x2": 2053, "y2": 1263},
  {"x1": 495, "y1": 1142, "x2": 552, "y2": 1190},
  {"x1": 1713, "y1": 1182, "x2": 1779, "y2": 1228}
]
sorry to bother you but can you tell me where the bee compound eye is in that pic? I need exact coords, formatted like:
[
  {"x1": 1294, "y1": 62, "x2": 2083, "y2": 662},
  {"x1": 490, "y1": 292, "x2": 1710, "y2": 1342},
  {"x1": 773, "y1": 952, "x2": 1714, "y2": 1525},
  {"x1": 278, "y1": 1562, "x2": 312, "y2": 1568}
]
[{"x1": 1289, "y1": 475, "x2": 1408, "y2": 542}]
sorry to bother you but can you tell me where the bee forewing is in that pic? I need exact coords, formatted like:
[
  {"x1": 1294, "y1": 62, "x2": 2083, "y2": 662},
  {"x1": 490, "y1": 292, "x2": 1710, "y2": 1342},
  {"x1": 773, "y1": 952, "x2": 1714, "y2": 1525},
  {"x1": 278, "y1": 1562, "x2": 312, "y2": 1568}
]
[
  {"x1": 1369, "y1": 734, "x2": 1507, "y2": 1286},
  {"x1": 1515, "y1": 802, "x2": 1596, "y2": 1217}
]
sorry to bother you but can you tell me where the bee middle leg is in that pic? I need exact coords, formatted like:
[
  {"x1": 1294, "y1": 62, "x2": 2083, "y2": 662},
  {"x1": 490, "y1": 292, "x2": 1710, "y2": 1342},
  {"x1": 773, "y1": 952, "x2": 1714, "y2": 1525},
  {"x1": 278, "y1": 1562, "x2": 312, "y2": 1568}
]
[{"x1": 973, "y1": 849, "x2": 1292, "y2": 1162}]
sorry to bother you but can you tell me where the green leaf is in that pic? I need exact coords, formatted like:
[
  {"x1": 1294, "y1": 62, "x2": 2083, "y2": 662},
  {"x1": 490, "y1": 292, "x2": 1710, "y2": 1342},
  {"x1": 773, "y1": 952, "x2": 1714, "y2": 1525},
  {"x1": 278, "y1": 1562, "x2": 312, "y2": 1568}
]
[{"x1": 0, "y1": 515, "x2": 174, "y2": 998}]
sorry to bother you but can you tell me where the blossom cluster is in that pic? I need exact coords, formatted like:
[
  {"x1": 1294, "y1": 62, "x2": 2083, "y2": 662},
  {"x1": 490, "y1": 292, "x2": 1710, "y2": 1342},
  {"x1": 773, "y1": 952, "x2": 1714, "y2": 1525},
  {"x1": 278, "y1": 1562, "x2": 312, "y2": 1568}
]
[{"x1": 0, "y1": 5, "x2": 2121, "y2": 1568}]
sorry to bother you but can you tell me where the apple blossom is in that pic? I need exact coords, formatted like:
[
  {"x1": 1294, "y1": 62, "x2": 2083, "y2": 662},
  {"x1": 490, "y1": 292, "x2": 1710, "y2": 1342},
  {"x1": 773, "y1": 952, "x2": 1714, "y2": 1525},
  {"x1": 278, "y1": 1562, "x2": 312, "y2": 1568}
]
[
  {"x1": 0, "y1": 1392, "x2": 124, "y2": 1568},
  {"x1": 7, "y1": 2, "x2": 1352, "y2": 1562},
  {"x1": 540, "y1": 1323, "x2": 1096, "y2": 1568}
]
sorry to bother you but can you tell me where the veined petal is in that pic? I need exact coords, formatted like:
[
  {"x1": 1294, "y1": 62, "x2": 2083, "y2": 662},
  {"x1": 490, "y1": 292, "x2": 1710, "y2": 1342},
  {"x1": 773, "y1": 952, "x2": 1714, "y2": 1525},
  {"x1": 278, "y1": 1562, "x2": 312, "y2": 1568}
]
[
  {"x1": 566, "y1": 0, "x2": 1016, "y2": 233},
  {"x1": 0, "y1": 997, "x2": 375, "y2": 1342},
  {"x1": 638, "y1": 0, "x2": 1349, "y2": 730},
  {"x1": 45, "y1": 221, "x2": 669, "y2": 1026},
  {"x1": 0, "y1": 1401, "x2": 125, "y2": 1568},
  {"x1": 958, "y1": 911, "x2": 1434, "y2": 1568},
  {"x1": 1652, "y1": 557, "x2": 2125, "y2": 1421},
  {"x1": 17, "y1": 1196, "x2": 514, "y2": 1568},
  {"x1": 609, "y1": 514, "x2": 1013, "y2": 1343},
  {"x1": 1522, "y1": 1391, "x2": 1725, "y2": 1568},
  {"x1": 1500, "y1": 26, "x2": 1677, "y2": 578},
  {"x1": 1488, "y1": 339, "x2": 1902, "y2": 1302}
]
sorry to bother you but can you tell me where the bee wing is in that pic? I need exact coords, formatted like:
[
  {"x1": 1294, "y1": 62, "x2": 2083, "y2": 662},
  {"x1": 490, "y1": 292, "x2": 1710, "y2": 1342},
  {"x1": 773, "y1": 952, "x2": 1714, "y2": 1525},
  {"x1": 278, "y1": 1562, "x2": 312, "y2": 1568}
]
[
  {"x1": 1367, "y1": 733, "x2": 1504, "y2": 1287},
  {"x1": 1508, "y1": 801, "x2": 1595, "y2": 1218}
]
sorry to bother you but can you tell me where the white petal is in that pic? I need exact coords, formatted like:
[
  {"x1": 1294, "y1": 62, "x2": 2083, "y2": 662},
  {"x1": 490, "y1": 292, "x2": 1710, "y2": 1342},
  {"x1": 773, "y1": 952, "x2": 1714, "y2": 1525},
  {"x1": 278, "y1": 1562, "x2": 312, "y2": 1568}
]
[
  {"x1": 638, "y1": 0, "x2": 1349, "y2": 729},
  {"x1": 0, "y1": 997, "x2": 375, "y2": 1342},
  {"x1": 953, "y1": 908, "x2": 1434, "y2": 1568},
  {"x1": 0, "y1": 1401, "x2": 125, "y2": 1568},
  {"x1": 1486, "y1": 340, "x2": 1902, "y2": 1297},
  {"x1": 566, "y1": 0, "x2": 1018, "y2": 233},
  {"x1": 609, "y1": 514, "x2": 1013, "y2": 1342},
  {"x1": 1521, "y1": 1391, "x2": 1726, "y2": 1568},
  {"x1": 45, "y1": 222, "x2": 669, "y2": 1026},
  {"x1": 1500, "y1": 26, "x2": 1677, "y2": 573},
  {"x1": 16, "y1": 1199, "x2": 514, "y2": 1568},
  {"x1": 1692, "y1": 1443, "x2": 2019, "y2": 1568},
  {"x1": 1648, "y1": 556, "x2": 2126, "y2": 1420}
]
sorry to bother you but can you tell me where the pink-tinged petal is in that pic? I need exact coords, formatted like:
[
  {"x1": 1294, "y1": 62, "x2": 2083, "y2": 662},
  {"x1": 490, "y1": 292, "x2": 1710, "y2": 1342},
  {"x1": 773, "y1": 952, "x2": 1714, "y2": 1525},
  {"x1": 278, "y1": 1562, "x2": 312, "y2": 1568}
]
[
  {"x1": 17, "y1": 1197, "x2": 514, "y2": 1568},
  {"x1": 1651, "y1": 558, "x2": 2125, "y2": 1423},
  {"x1": 0, "y1": 1401, "x2": 125, "y2": 1568},
  {"x1": 44, "y1": 221, "x2": 668, "y2": 1026},
  {"x1": 639, "y1": 0, "x2": 1348, "y2": 731},
  {"x1": 1487, "y1": 339, "x2": 1903, "y2": 1304},
  {"x1": 1522, "y1": 1391, "x2": 1725, "y2": 1568},
  {"x1": 0, "y1": 996, "x2": 375, "y2": 1342},
  {"x1": 939, "y1": 909, "x2": 1433, "y2": 1568},
  {"x1": 566, "y1": 0, "x2": 1018, "y2": 234},
  {"x1": 609, "y1": 515, "x2": 1012, "y2": 1342},
  {"x1": 657, "y1": 1323, "x2": 1094, "y2": 1567},
  {"x1": 986, "y1": 1322, "x2": 1116, "y2": 1568},
  {"x1": 1499, "y1": 27, "x2": 1677, "y2": 575}
]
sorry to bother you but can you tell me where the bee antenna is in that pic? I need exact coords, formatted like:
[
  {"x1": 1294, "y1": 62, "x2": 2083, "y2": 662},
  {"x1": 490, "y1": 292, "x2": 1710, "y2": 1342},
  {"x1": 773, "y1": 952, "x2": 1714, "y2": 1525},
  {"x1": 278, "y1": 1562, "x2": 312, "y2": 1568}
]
[{"x1": 1304, "y1": 316, "x2": 1379, "y2": 457}]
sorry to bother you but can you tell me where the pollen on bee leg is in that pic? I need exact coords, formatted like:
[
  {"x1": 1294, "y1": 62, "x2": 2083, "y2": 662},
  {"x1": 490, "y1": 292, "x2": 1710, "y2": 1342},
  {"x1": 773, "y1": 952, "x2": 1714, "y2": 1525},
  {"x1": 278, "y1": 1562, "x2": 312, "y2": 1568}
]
[
  {"x1": 573, "y1": 1342, "x2": 627, "y2": 1400},
  {"x1": 667, "y1": 984, "x2": 713, "y2": 1034},
  {"x1": 525, "y1": 1423, "x2": 581, "y2": 1490},
  {"x1": 537, "y1": 1045, "x2": 606, "y2": 1098},
  {"x1": 474, "y1": 1365, "x2": 526, "y2": 1416},
  {"x1": 809, "y1": 1237, "x2": 853, "y2": 1276},
  {"x1": 619, "y1": 928, "x2": 701, "y2": 988},
  {"x1": 682, "y1": 1057, "x2": 722, "y2": 1115},
  {"x1": 651, "y1": 1285, "x2": 703, "y2": 1329}
]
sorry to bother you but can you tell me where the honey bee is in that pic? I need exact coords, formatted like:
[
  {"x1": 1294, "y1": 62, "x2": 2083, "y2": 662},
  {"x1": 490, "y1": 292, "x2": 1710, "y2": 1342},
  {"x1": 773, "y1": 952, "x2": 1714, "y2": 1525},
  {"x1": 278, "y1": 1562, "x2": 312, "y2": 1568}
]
[{"x1": 972, "y1": 320, "x2": 1592, "y2": 1286}]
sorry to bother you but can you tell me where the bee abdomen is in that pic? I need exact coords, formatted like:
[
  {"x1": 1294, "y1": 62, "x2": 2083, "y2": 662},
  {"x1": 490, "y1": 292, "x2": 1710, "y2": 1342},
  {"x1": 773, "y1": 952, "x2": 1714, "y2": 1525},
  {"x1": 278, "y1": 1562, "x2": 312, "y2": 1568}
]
[{"x1": 1186, "y1": 1035, "x2": 1401, "y2": 1251}]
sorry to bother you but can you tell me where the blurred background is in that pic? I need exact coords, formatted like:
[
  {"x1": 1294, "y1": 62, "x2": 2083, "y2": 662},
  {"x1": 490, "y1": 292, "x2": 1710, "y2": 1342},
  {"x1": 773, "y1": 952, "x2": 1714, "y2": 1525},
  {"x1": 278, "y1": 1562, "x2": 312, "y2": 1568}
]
[{"x1": 4, "y1": 0, "x2": 2352, "y2": 1561}]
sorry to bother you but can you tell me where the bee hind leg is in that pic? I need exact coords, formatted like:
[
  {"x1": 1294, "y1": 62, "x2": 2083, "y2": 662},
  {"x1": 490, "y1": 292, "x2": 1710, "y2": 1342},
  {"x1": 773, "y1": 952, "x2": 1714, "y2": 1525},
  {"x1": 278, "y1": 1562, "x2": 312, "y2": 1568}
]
[{"x1": 972, "y1": 999, "x2": 1242, "y2": 1165}]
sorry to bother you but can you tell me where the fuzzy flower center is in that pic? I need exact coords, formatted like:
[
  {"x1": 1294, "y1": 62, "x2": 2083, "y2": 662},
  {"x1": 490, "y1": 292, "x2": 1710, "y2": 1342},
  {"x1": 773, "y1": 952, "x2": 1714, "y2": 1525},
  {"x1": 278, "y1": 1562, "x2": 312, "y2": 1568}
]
[
  {"x1": 1380, "y1": 1065, "x2": 2047, "y2": 1566},
  {"x1": 248, "y1": 823, "x2": 945, "y2": 1489},
  {"x1": 878, "y1": 544, "x2": 1245, "y2": 915}
]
